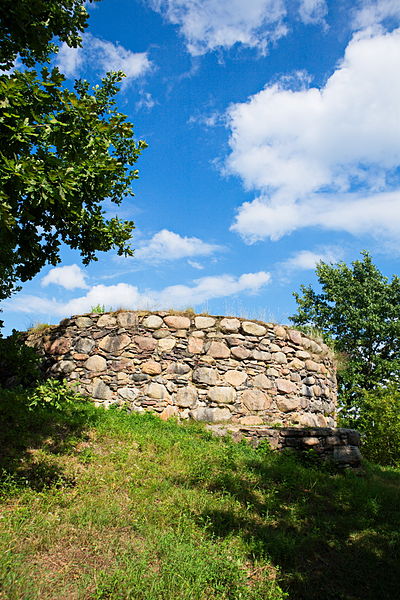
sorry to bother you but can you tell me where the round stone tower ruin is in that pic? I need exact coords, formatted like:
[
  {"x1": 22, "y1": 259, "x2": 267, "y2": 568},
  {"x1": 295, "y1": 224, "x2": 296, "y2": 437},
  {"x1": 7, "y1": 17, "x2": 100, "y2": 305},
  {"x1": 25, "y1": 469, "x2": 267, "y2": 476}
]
[{"x1": 26, "y1": 310, "x2": 337, "y2": 428}]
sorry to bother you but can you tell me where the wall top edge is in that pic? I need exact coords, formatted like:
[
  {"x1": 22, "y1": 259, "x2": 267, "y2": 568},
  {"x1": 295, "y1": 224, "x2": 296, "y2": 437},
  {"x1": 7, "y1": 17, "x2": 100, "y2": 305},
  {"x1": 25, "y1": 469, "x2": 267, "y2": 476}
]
[{"x1": 25, "y1": 309, "x2": 334, "y2": 358}]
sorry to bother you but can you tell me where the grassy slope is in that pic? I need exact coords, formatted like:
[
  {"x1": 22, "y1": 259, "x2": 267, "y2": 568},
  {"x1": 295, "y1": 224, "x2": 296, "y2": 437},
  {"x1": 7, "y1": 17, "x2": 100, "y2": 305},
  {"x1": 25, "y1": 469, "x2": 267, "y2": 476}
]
[{"x1": 0, "y1": 396, "x2": 399, "y2": 600}]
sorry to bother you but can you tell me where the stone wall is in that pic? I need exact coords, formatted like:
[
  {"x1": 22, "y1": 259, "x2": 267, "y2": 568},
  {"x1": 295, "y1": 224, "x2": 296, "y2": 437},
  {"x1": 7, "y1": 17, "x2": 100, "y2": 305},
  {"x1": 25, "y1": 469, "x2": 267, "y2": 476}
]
[
  {"x1": 230, "y1": 426, "x2": 362, "y2": 467},
  {"x1": 26, "y1": 311, "x2": 337, "y2": 427}
]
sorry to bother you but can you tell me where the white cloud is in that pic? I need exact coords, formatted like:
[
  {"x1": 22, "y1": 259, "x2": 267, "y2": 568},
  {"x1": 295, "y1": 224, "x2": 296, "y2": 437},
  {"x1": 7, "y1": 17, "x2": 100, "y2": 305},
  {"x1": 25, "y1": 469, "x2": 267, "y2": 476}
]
[
  {"x1": 135, "y1": 91, "x2": 156, "y2": 111},
  {"x1": 187, "y1": 260, "x2": 204, "y2": 270},
  {"x1": 6, "y1": 272, "x2": 271, "y2": 317},
  {"x1": 226, "y1": 28, "x2": 400, "y2": 242},
  {"x1": 134, "y1": 229, "x2": 224, "y2": 262},
  {"x1": 298, "y1": 0, "x2": 327, "y2": 25},
  {"x1": 41, "y1": 265, "x2": 89, "y2": 290},
  {"x1": 353, "y1": 0, "x2": 400, "y2": 30},
  {"x1": 56, "y1": 33, "x2": 151, "y2": 85},
  {"x1": 231, "y1": 190, "x2": 400, "y2": 242},
  {"x1": 148, "y1": 0, "x2": 331, "y2": 56},
  {"x1": 148, "y1": 0, "x2": 288, "y2": 55},
  {"x1": 281, "y1": 247, "x2": 343, "y2": 271}
]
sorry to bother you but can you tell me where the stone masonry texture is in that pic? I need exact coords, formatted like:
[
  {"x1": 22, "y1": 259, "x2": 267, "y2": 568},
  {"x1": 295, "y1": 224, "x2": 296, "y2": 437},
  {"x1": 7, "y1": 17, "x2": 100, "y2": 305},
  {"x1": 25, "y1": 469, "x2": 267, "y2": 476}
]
[{"x1": 26, "y1": 311, "x2": 337, "y2": 428}]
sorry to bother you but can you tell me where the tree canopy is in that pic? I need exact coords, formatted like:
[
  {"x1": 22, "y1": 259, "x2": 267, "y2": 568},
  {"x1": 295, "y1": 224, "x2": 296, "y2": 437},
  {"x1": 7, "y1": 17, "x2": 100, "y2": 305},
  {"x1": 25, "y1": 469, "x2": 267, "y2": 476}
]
[
  {"x1": 0, "y1": 0, "x2": 145, "y2": 304},
  {"x1": 290, "y1": 252, "x2": 400, "y2": 406},
  {"x1": 0, "y1": 0, "x2": 96, "y2": 70}
]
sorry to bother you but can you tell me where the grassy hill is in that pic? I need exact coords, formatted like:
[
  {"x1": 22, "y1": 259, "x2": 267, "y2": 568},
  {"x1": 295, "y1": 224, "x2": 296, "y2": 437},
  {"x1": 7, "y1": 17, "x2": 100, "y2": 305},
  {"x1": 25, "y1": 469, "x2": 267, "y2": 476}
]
[{"x1": 0, "y1": 393, "x2": 399, "y2": 600}]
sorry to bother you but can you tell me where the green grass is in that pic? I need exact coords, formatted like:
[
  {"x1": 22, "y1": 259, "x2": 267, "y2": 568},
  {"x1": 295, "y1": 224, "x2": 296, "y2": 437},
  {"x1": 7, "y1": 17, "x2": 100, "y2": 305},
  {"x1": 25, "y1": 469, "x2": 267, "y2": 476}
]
[{"x1": 0, "y1": 393, "x2": 399, "y2": 600}]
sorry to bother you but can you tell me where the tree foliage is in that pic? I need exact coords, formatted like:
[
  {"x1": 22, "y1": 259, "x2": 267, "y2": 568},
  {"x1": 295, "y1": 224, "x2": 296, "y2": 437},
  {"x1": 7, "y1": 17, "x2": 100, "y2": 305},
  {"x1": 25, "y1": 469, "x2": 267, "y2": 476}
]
[
  {"x1": 0, "y1": 0, "x2": 146, "y2": 304},
  {"x1": 0, "y1": 0, "x2": 96, "y2": 70},
  {"x1": 290, "y1": 252, "x2": 400, "y2": 405},
  {"x1": 355, "y1": 386, "x2": 400, "y2": 467}
]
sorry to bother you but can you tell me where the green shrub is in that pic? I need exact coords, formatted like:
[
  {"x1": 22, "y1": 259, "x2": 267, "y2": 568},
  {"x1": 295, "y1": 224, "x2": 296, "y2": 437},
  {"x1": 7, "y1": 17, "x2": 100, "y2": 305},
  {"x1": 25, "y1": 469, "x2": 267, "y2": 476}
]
[
  {"x1": 0, "y1": 331, "x2": 42, "y2": 387},
  {"x1": 27, "y1": 379, "x2": 86, "y2": 412},
  {"x1": 341, "y1": 385, "x2": 400, "y2": 467},
  {"x1": 360, "y1": 386, "x2": 400, "y2": 467}
]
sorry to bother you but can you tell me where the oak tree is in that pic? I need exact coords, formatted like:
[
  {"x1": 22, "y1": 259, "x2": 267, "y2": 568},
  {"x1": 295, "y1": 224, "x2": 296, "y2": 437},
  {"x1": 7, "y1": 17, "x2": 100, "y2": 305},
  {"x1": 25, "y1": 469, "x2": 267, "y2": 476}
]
[{"x1": 0, "y1": 0, "x2": 146, "y2": 305}]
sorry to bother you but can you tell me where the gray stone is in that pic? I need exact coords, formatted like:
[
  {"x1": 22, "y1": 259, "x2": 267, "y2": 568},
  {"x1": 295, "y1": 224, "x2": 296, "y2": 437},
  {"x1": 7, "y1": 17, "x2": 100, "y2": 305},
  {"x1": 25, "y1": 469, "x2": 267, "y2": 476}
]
[
  {"x1": 276, "y1": 378, "x2": 297, "y2": 394},
  {"x1": 175, "y1": 387, "x2": 198, "y2": 408},
  {"x1": 76, "y1": 316, "x2": 93, "y2": 328},
  {"x1": 193, "y1": 367, "x2": 220, "y2": 386},
  {"x1": 97, "y1": 314, "x2": 117, "y2": 327},
  {"x1": 190, "y1": 407, "x2": 232, "y2": 422},
  {"x1": 305, "y1": 360, "x2": 320, "y2": 372},
  {"x1": 274, "y1": 325, "x2": 287, "y2": 339},
  {"x1": 220, "y1": 318, "x2": 240, "y2": 332},
  {"x1": 167, "y1": 362, "x2": 191, "y2": 375},
  {"x1": 142, "y1": 315, "x2": 163, "y2": 329},
  {"x1": 117, "y1": 312, "x2": 138, "y2": 328},
  {"x1": 252, "y1": 374, "x2": 273, "y2": 389},
  {"x1": 53, "y1": 360, "x2": 75, "y2": 374},
  {"x1": 250, "y1": 350, "x2": 271, "y2": 361},
  {"x1": 223, "y1": 370, "x2": 247, "y2": 387},
  {"x1": 92, "y1": 379, "x2": 112, "y2": 401},
  {"x1": 45, "y1": 337, "x2": 71, "y2": 355},
  {"x1": 110, "y1": 358, "x2": 134, "y2": 372},
  {"x1": 152, "y1": 329, "x2": 170, "y2": 339},
  {"x1": 85, "y1": 355, "x2": 107, "y2": 372},
  {"x1": 242, "y1": 321, "x2": 267, "y2": 336},
  {"x1": 288, "y1": 358, "x2": 304, "y2": 370},
  {"x1": 207, "y1": 386, "x2": 236, "y2": 404},
  {"x1": 164, "y1": 315, "x2": 191, "y2": 329},
  {"x1": 134, "y1": 336, "x2": 157, "y2": 351},
  {"x1": 241, "y1": 389, "x2": 270, "y2": 411},
  {"x1": 266, "y1": 367, "x2": 280, "y2": 377},
  {"x1": 333, "y1": 446, "x2": 362, "y2": 466},
  {"x1": 239, "y1": 416, "x2": 264, "y2": 425},
  {"x1": 288, "y1": 329, "x2": 303, "y2": 344},
  {"x1": 303, "y1": 437, "x2": 320, "y2": 446},
  {"x1": 194, "y1": 316, "x2": 216, "y2": 329},
  {"x1": 276, "y1": 396, "x2": 300, "y2": 412},
  {"x1": 146, "y1": 382, "x2": 170, "y2": 400},
  {"x1": 157, "y1": 337, "x2": 176, "y2": 352},
  {"x1": 207, "y1": 341, "x2": 230, "y2": 358},
  {"x1": 118, "y1": 387, "x2": 139, "y2": 400},
  {"x1": 75, "y1": 337, "x2": 95, "y2": 354},
  {"x1": 273, "y1": 352, "x2": 287, "y2": 364},
  {"x1": 231, "y1": 346, "x2": 251, "y2": 360},
  {"x1": 99, "y1": 333, "x2": 131, "y2": 353}
]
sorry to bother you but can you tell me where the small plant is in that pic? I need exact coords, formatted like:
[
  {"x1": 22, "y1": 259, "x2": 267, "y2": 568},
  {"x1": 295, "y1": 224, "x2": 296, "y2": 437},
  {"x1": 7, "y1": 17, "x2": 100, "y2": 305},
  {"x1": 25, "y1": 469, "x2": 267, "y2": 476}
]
[
  {"x1": 28, "y1": 379, "x2": 86, "y2": 412},
  {"x1": 91, "y1": 304, "x2": 107, "y2": 314}
]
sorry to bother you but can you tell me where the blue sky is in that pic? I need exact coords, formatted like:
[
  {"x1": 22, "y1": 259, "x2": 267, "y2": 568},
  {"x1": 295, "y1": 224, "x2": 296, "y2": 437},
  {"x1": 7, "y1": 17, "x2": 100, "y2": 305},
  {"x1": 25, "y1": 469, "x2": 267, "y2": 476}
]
[{"x1": 3, "y1": 0, "x2": 400, "y2": 333}]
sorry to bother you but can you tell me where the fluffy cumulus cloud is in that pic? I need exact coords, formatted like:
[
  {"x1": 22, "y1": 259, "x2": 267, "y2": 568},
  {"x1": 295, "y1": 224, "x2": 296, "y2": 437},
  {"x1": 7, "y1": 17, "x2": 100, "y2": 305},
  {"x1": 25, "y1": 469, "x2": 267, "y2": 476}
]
[
  {"x1": 6, "y1": 272, "x2": 271, "y2": 317},
  {"x1": 226, "y1": 28, "x2": 400, "y2": 242},
  {"x1": 148, "y1": 0, "x2": 330, "y2": 55},
  {"x1": 41, "y1": 265, "x2": 89, "y2": 290},
  {"x1": 56, "y1": 33, "x2": 151, "y2": 85},
  {"x1": 134, "y1": 229, "x2": 224, "y2": 262}
]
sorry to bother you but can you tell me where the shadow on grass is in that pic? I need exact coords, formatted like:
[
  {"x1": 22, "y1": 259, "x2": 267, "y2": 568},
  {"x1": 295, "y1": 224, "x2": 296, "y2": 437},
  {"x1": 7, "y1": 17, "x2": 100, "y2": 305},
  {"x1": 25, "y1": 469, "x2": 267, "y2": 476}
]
[
  {"x1": 0, "y1": 387, "x2": 98, "y2": 492},
  {"x1": 184, "y1": 447, "x2": 400, "y2": 600}
]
